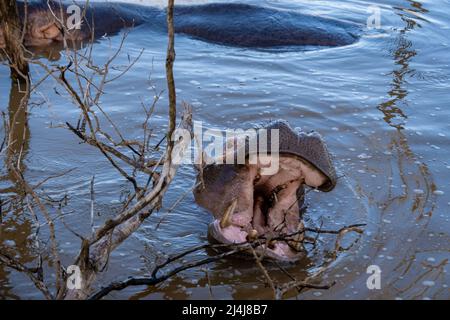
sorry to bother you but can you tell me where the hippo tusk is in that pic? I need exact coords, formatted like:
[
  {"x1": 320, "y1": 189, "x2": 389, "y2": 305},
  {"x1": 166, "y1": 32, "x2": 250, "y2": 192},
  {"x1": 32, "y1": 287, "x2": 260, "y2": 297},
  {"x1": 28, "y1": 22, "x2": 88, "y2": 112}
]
[{"x1": 220, "y1": 198, "x2": 237, "y2": 229}]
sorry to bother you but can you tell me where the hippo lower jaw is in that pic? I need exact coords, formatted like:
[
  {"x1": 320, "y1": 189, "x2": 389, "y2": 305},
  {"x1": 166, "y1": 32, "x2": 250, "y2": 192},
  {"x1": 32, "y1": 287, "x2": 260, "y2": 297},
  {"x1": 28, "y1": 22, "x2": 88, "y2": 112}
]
[
  {"x1": 205, "y1": 155, "x2": 328, "y2": 262},
  {"x1": 208, "y1": 220, "x2": 305, "y2": 262}
]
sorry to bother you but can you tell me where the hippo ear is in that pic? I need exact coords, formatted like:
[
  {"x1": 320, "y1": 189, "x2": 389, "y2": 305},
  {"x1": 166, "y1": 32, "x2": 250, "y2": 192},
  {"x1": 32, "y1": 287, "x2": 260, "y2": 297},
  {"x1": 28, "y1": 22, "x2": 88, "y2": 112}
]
[{"x1": 38, "y1": 22, "x2": 61, "y2": 40}]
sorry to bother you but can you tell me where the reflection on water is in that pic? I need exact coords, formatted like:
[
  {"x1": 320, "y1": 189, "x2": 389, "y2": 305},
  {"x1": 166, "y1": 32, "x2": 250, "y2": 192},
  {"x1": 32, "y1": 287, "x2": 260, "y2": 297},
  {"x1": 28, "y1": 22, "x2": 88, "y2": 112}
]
[
  {"x1": 377, "y1": 0, "x2": 434, "y2": 217},
  {"x1": 377, "y1": 0, "x2": 427, "y2": 129},
  {"x1": 0, "y1": 80, "x2": 30, "y2": 193},
  {"x1": 0, "y1": 80, "x2": 35, "y2": 299},
  {"x1": 0, "y1": 0, "x2": 449, "y2": 299}
]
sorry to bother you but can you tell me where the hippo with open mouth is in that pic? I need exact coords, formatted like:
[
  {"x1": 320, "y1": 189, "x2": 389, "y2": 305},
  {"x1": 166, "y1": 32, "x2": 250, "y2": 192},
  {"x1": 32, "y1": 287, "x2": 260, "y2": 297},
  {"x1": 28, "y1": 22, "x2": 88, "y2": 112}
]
[
  {"x1": 0, "y1": 1, "x2": 360, "y2": 50},
  {"x1": 194, "y1": 121, "x2": 337, "y2": 262}
]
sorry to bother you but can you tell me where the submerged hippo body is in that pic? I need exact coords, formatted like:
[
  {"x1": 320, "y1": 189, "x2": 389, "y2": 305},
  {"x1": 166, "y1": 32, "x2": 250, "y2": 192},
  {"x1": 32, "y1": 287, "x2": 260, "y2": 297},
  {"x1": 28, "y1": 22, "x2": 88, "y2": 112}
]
[
  {"x1": 194, "y1": 121, "x2": 337, "y2": 262},
  {"x1": 172, "y1": 3, "x2": 359, "y2": 48},
  {"x1": 1, "y1": 1, "x2": 360, "y2": 50}
]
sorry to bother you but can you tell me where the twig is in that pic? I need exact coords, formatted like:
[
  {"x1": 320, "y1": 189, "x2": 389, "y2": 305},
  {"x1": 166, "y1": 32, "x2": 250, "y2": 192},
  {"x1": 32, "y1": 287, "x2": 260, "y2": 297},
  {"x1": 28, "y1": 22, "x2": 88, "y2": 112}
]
[
  {"x1": 0, "y1": 251, "x2": 53, "y2": 300},
  {"x1": 88, "y1": 244, "x2": 252, "y2": 300},
  {"x1": 90, "y1": 175, "x2": 95, "y2": 234},
  {"x1": 250, "y1": 246, "x2": 277, "y2": 299}
]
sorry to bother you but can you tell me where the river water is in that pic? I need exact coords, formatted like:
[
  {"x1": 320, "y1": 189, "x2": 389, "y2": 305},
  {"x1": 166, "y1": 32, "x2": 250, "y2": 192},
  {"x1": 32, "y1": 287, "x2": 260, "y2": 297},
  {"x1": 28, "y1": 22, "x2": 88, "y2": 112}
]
[{"x1": 0, "y1": 0, "x2": 449, "y2": 299}]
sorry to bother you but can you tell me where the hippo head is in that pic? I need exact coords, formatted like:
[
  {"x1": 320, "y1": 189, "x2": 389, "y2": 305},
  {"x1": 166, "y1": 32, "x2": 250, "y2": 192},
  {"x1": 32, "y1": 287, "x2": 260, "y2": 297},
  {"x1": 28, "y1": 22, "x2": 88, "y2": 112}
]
[
  {"x1": 0, "y1": 9, "x2": 61, "y2": 49},
  {"x1": 194, "y1": 121, "x2": 337, "y2": 262},
  {"x1": 24, "y1": 8, "x2": 64, "y2": 46},
  {"x1": 0, "y1": 2, "x2": 86, "y2": 49}
]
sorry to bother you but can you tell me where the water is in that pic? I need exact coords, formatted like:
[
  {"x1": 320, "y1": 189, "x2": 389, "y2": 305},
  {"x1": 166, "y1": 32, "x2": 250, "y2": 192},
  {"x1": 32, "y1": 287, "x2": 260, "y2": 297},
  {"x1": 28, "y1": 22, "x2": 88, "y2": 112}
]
[{"x1": 0, "y1": 0, "x2": 449, "y2": 299}]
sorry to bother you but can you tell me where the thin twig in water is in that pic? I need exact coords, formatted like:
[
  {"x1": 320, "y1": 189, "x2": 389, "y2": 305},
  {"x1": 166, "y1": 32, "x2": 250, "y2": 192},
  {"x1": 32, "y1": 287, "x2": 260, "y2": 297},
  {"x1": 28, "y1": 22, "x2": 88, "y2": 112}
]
[{"x1": 90, "y1": 175, "x2": 95, "y2": 234}]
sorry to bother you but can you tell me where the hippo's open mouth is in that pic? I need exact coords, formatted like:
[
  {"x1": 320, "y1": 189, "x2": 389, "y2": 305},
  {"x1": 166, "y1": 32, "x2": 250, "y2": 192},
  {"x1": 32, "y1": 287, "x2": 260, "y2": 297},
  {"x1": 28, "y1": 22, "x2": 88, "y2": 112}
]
[
  {"x1": 194, "y1": 121, "x2": 337, "y2": 262},
  {"x1": 204, "y1": 155, "x2": 329, "y2": 262}
]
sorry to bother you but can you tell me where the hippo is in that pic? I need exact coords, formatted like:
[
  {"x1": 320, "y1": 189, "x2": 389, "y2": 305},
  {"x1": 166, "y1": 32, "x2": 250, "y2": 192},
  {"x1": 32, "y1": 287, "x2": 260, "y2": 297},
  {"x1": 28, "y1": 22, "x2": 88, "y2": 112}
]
[
  {"x1": 194, "y1": 121, "x2": 337, "y2": 262},
  {"x1": 0, "y1": 1, "x2": 360, "y2": 50}
]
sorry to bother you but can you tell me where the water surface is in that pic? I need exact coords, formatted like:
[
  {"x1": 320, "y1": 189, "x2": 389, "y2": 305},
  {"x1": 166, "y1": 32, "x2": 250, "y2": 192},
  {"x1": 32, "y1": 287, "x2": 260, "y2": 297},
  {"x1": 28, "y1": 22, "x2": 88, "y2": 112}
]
[{"x1": 0, "y1": 0, "x2": 449, "y2": 299}]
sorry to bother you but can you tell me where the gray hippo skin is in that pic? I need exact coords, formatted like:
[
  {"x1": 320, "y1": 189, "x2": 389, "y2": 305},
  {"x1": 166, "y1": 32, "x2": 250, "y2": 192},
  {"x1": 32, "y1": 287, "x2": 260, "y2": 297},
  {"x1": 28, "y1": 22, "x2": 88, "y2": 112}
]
[
  {"x1": 194, "y1": 121, "x2": 337, "y2": 262},
  {"x1": 0, "y1": 1, "x2": 360, "y2": 49}
]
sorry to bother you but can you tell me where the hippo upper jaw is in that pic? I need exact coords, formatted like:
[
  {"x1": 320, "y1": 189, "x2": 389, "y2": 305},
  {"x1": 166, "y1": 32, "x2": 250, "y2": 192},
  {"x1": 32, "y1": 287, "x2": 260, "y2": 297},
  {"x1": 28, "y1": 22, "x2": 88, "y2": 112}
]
[{"x1": 197, "y1": 154, "x2": 328, "y2": 262}]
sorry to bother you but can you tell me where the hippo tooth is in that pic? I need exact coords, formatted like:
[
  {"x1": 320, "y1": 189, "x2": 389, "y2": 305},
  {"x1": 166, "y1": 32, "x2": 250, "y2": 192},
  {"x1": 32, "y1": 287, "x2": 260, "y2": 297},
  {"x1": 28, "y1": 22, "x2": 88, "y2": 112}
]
[
  {"x1": 289, "y1": 222, "x2": 305, "y2": 252},
  {"x1": 288, "y1": 236, "x2": 303, "y2": 251},
  {"x1": 220, "y1": 199, "x2": 237, "y2": 229},
  {"x1": 246, "y1": 229, "x2": 258, "y2": 242},
  {"x1": 272, "y1": 193, "x2": 278, "y2": 203},
  {"x1": 268, "y1": 240, "x2": 277, "y2": 249}
]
